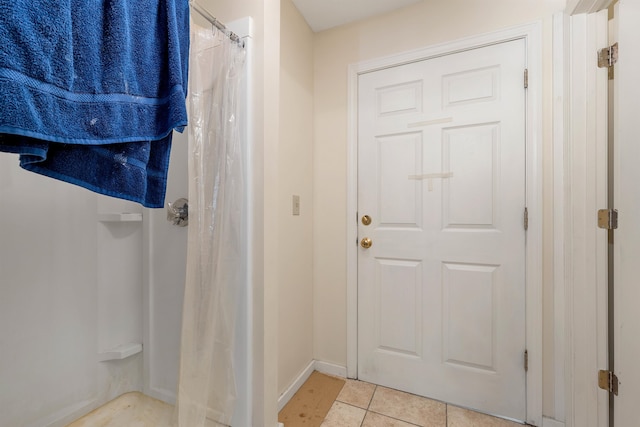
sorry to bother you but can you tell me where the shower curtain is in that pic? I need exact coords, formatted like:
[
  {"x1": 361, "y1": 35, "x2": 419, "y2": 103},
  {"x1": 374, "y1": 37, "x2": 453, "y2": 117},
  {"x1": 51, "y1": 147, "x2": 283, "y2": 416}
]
[{"x1": 175, "y1": 20, "x2": 246, "y2": 427}]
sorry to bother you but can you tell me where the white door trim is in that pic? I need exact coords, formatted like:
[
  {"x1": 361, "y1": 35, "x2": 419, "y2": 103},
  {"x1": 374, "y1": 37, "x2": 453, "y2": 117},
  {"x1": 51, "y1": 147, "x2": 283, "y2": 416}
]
[
  {"x1": 551, "y1": 12, "x2": 569, "y2": 423},
  {"x1": 555, "y1": 8, "x2": 610, "y2": 427},
  {"x1": 346, "y1": 21, "x2": 543, "y2": 426}
]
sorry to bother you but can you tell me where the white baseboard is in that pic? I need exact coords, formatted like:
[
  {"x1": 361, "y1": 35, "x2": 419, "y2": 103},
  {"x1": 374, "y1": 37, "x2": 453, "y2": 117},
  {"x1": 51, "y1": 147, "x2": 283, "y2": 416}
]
[
  {"x1": 542, "y1": 417, "x2": 565, "y2": 427},
  {"x1": 313, "y1": 360, "x2": 347, "y2": 378},
  {"x1": 277, "y1": 360, "x2": 316, "y2": 412},
  {"x1": 277, "y1": 360, "x2": 348, "y2": 412}
]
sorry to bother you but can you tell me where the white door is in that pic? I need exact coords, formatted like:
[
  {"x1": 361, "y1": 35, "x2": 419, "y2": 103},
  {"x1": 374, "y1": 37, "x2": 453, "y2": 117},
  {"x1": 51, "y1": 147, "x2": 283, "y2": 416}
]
[
  {"x1": 357, "y1": 39, "x2": 527, "y2": 421},
  {"x1": 614, "y1": 0, "x2": 640, "y2": 425}
]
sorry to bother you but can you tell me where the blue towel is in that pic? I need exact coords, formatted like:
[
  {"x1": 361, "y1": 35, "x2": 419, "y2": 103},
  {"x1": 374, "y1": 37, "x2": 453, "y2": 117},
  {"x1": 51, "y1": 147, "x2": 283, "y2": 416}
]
[{"x1": 0, "y1": 0, "x2": 189, "y2": 208}]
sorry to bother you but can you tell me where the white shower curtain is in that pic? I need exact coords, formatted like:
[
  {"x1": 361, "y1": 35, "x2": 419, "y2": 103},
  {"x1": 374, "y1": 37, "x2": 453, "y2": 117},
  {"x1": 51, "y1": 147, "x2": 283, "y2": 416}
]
[{"x1": 175, "y1": 21, "x2": 246, "y2": 427}]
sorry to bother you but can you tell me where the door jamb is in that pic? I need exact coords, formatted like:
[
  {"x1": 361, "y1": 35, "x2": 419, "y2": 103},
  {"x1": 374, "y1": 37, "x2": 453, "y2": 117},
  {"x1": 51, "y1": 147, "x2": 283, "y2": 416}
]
[
  {"x1": 557, "y1": 3, "x2": 612, "y2": 426},
  {"x1": 346, "y1": 21, "x2": 543, "y2": 426}
]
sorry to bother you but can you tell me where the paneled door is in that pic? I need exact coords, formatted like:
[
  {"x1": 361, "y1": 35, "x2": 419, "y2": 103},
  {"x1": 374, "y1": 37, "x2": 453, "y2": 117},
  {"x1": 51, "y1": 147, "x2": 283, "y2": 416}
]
[{"x1": 357, "y1": 39, "x2": 527, "y2": 421}]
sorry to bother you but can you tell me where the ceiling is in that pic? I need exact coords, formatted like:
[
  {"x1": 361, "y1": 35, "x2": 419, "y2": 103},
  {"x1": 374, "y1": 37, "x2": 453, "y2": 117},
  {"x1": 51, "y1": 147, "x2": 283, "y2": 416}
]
[{"x1": 291, "y1": 0, "x2": 423, "y2": 32}]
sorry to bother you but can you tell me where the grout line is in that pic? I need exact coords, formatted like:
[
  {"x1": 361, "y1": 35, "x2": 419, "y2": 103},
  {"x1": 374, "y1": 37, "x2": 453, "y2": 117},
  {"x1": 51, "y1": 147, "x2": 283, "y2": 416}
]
[
  {"x1": 367, "y1": 385, "x2": 376, "y2": 410},
  {"x1": 337, "y1": 402, "x2": 365, "y2": 410},
  {"x1": 360, "y1": 385, "x2": 374, "y2": 427},
  {"x1": 445, "y1": 404, "x2": 448, "y2": 426},
  {"x1": 366, "y1": 408, "x2": 422, "y2": 426}
]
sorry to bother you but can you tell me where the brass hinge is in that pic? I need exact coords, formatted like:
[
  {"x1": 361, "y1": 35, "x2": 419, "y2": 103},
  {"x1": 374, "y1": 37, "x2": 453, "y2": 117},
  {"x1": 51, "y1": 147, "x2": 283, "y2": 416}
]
[
  {"x1": 598, "y1": 43, "x2": 619, "y2": 68},
  {"x1": 524, "y1": 207, "x2": 529, "y2": 231},
  {"x1": 524, "y1": 69, "x2": 528, "y2": 89},
  {"x1": 598, "y1": 370, "x2": 619, "y2": 395},
  {"x1": 524, "y1": 349, "x2": 529, "y2": 372},
  {"x1": 597, "y1": 209, "x2": 618, "y2": 230}
]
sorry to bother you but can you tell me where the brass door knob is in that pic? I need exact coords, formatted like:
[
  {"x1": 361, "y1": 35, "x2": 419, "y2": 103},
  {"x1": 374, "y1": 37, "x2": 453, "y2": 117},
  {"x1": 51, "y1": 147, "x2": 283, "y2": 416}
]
[{"x1": 360, "y1": 237, "x2": 373, "y2": 249}]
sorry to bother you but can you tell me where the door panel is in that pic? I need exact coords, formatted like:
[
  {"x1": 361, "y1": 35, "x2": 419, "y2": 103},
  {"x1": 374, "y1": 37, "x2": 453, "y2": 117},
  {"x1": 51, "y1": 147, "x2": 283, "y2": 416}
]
[
  {"x1": 443, "y1": 262, "x2": 498, "y2": 372},
  {"x1": 358, "y1": 39, "x2": 527, "y2": 421},
  {"x1": 377, "y1": 133, "x2": 424, "y2": 227},
  {"x1": 376, "y1": 258, "x2": 423, "y2": 357},
  {"x1": 443, "y1": 123, "x2": 498, "y2": 228}
]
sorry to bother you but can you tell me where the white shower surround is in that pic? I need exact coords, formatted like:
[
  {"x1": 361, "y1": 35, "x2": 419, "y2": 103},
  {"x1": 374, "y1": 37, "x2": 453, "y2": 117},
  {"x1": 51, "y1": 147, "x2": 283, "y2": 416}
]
[{"x1": 0, "y1": 16, "x2": 253, "y2": 427}]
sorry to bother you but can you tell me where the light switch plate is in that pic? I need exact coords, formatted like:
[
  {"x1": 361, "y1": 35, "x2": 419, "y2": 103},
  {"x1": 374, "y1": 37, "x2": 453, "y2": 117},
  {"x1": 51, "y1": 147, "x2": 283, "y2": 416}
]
[{"x1": 292, "y1": 195, "x2": 300, "y2": 216}]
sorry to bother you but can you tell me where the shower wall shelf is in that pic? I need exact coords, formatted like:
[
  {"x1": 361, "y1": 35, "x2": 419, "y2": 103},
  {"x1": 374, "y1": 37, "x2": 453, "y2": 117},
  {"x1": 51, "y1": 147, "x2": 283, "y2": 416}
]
[
  {"x1": 98, "y1": 343, "x2": 143, "y2": 362},
  {"x1": 98, "y1": 213, "x2": 143, "y2": 222}
]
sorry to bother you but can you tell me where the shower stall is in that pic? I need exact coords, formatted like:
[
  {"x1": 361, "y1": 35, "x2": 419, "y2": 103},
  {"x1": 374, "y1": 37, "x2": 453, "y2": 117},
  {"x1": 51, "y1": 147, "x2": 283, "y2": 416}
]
[{"x1": 0, "y1": 15, "x2": 253, "y2": 427}]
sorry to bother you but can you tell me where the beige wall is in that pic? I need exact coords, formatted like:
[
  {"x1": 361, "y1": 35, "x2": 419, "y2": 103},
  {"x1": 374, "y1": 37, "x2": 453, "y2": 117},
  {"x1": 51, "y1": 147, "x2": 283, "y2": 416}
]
[
  {"x1": 278, "y1": 0, "x2": 315, "y2": 396},
  {"x1": 312, "y1": 0, "x2": 565, "y2": 418},
  {"x1": 201, "y1": 0, "x2": 567, "y2": 421}
]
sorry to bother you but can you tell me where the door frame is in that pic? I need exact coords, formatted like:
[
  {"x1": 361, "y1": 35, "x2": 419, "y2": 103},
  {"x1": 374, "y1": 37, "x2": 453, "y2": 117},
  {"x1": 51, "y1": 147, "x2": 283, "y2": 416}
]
[
  {"x1": 555, "y1": 3, "x2": 611, "y2": 427},
  {"x1": 346, "y1": 21, "x2": 543, "y2": 426}
]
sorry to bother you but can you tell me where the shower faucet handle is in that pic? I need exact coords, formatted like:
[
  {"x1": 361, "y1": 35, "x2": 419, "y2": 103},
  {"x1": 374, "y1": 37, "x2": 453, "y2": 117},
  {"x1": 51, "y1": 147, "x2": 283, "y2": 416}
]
[{"x1": 167, "y1": 198, "x2": 189, "y2": 227}]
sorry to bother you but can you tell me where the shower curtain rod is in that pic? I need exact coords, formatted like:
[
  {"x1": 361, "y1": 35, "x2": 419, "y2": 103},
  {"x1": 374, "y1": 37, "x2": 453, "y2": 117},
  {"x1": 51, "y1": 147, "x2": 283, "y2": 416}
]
[{"x1": 189, "y1": 0, "x2": 244, "y2": 46}]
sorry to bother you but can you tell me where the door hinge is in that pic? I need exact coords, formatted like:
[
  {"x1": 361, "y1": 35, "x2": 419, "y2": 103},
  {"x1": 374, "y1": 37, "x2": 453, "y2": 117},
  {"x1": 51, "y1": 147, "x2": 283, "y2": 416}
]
[
  {"x1": 598, "y1": 42, "x2": 619, "y2": 68},
  {"x1": 598, "y1": 370, "x2": 619, "y2": 395},
  {"x1": 524, "y1": 69, "x2": 528, "y2": 89},
  {"x1": 597, "y1": 209, "x2": 618, "y2": 230},
  {"x1": 524, "y1": 207, "x2": 529, "y2": 231},
  {"x1": 524, "y1": 349, "x2": 529, "y2": 372}
]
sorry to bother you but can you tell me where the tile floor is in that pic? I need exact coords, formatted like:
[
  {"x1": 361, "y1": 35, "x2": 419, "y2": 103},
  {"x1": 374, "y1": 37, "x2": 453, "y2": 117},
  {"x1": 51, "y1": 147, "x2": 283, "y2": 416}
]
[
  {"x1": 321, "y1": 379, "x2": 523, "y2": 427},
  {"x1": 69, "y1": 376, "x2": 523, "y2": 427}
]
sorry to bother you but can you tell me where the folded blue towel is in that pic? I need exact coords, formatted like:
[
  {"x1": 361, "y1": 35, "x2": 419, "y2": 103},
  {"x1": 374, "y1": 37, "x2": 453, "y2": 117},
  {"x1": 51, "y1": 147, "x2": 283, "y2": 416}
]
[{"x1": 0, "y1": 0, "x2": 189, "y2": 208}]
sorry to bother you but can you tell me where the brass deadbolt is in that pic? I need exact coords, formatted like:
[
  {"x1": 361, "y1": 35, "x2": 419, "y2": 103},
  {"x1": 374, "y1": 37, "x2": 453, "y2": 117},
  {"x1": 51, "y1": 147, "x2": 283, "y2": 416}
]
[{"x1": 361, "y1": 215, "x2": 372, "y2": 226}]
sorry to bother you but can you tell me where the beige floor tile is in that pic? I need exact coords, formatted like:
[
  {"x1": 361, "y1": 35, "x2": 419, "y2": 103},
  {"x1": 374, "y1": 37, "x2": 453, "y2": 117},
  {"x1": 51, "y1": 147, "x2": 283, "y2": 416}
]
[
  {"x1": 447, "y1": 406, "x2": 523, "y2": 427},
  {"x1": 336, "y1": 379, "x2": 377, "y2": 409},
  {"x1": 362, "y1": 411, "x2": 420, "y2": 426},
  {"x1": 368, "y1": 387, "x2": 446, "y2": 427},
  {"x1": 321, "y1": 401, "x2": 367, "y2": 427}
]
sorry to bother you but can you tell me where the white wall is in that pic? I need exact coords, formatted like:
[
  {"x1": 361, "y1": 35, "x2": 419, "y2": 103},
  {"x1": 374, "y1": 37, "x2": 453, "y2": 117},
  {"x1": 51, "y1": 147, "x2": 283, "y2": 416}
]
[
  {"x1": 143, "y1": 130, "x2": 188, "y2": 404},
  {"x1": 0, "y1": 155, "x2": 144, "y2": 427},
  {"x1": 278, "y1": 0, "x2": 315, "y2": 397},
  {"x1": 312, "y1": 0, "x2": 565, "y2": 418}
]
